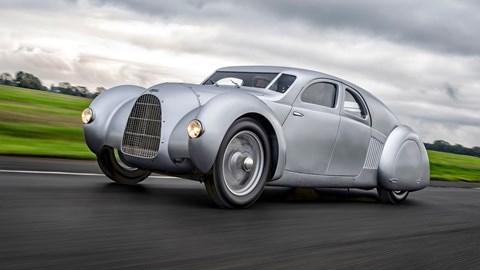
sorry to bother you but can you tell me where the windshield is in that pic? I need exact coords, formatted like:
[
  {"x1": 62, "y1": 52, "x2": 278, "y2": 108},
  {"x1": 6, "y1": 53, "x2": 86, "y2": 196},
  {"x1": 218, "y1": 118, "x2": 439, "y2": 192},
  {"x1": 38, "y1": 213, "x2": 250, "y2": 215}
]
[{"x1": 203, "y1": 71, "x2": 296, "y2": 93}]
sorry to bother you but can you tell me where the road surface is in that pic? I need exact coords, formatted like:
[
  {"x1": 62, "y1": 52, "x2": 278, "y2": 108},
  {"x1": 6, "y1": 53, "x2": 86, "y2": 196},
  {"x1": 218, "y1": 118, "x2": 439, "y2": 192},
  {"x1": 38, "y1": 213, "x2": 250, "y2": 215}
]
[{"x1": 0, "y1": 156, "x2": 479, "y2": 269}]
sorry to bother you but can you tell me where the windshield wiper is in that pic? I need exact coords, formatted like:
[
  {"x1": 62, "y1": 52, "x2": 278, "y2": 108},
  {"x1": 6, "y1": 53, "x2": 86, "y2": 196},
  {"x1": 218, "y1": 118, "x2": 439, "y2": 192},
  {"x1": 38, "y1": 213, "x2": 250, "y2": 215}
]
[
  {"x1": 207, "y1": 79, "x2": 218, "y2": 87},
  {"x1": 230, "y1": 80, "x2": 240, "y2": 89}
]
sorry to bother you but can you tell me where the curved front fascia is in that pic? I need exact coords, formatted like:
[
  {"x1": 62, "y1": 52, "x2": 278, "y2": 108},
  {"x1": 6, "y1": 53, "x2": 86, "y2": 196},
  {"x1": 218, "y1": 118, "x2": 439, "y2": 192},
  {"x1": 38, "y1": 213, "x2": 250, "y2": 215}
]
[
  {"x1": 84, "y1": 83, "x2": 202, "y2": 174},
  {"x1": 188, "y1": 91, "x2": 287, "y2": 180},
  {"x1": 120, "y1": 83, "x2": 201, "y2": 174},
  {"x1": 378, "y1": 125, "x2": 430, "y2": 191},
  {"x1": 84, "y1": 85, "x2": 146, "y2": 154}
]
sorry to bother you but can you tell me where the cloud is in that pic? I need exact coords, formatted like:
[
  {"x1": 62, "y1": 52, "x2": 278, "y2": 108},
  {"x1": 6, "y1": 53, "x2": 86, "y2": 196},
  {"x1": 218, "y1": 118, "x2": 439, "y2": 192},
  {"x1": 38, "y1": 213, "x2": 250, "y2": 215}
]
[
  {"x1": 89, "y1": 0, "x2": 480, "y2": 56},
  {"x1": 0, "y1": 0, "x2": 479, "y2": 147},
  {"x1": 444, "y1": 83, "x2": 459, "y2": 100}
]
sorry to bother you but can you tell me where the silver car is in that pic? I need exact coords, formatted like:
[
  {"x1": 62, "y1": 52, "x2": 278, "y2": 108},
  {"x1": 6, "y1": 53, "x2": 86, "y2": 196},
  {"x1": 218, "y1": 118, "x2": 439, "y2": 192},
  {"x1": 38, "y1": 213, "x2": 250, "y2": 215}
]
[{"x1": 82, "y1": 66, "x2": 429, "y2": 208}]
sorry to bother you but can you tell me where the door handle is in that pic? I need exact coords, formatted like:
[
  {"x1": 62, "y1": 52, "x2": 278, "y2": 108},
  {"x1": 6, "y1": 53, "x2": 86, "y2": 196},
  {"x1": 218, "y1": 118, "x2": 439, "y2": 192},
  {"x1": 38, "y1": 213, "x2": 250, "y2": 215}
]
[{"x1": 293, "y1": 111, "x2": 304, "y2": 117}]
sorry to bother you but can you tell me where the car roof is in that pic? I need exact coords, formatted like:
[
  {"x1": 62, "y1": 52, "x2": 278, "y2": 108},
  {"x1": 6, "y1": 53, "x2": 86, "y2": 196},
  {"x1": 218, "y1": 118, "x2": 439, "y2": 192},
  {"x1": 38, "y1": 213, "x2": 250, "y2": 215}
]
[
  {"x1": 215, "y1": 65, "x2": 400, "y2": 134},
  {"x1": 217, "y1": 65, "x2": 330, "y2": 80},
  {"x1": 217, "y1": 65, "x2": 367, "y2": 94}
]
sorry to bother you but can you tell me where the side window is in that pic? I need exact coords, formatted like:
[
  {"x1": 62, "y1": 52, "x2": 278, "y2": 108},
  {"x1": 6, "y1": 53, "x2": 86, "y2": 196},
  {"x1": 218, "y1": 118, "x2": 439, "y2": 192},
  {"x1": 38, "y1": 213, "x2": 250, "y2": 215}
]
[
  {"x1": 269, "y1": 74, "x2": 296, "y2": 93},
  {"x1": 344, "y1": 89, "x2": 366, "y2": 118},
  {"x1": 301, "y1": 82, "x2": 337, "y2": 108}
]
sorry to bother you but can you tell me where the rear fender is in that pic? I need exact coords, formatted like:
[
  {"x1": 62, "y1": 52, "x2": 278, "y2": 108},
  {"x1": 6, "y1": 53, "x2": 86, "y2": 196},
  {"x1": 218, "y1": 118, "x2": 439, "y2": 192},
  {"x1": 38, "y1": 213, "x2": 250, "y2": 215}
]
[{"x1": 378, "y1": 125, "x2": 430, "y2": 191}]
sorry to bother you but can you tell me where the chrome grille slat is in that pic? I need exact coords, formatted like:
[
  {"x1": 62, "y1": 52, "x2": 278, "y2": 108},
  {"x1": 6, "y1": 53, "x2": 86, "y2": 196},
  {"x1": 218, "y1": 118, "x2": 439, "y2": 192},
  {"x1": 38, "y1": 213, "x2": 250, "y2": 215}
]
[
  {"x1": 124, "y1": 132, "x2": 161, "y2": 139},
  {"x1": 127, "y1": 116, "x2": 161, "y2": 122},
  {"x1": 121, "y1": 94, "x2": 161, "y2": 159}
]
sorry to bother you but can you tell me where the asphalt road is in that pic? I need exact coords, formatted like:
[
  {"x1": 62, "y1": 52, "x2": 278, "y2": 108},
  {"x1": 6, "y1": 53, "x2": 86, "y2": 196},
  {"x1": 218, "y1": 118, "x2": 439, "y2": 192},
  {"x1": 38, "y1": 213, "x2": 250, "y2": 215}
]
[{"x1": 0, "y1": 157, "x2": 479, "y2": 269}]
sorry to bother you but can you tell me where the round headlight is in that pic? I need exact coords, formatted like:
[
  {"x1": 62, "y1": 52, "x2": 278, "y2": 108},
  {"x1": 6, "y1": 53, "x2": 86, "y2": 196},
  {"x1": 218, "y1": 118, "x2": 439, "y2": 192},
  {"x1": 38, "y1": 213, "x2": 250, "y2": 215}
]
[
  {"x1": 81, "y1": 108, "x2": 94, "y2": 124},
  {"x1": 187, "y1": 119, "x2": 203, "y2": 139}
]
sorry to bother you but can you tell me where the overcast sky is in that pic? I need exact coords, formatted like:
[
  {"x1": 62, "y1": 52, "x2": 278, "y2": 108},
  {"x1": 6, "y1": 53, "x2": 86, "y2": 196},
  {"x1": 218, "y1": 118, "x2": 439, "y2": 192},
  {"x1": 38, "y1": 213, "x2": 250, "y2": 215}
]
[{"x1": 1, "y1": 0, "x2": 479, "y2": 147}]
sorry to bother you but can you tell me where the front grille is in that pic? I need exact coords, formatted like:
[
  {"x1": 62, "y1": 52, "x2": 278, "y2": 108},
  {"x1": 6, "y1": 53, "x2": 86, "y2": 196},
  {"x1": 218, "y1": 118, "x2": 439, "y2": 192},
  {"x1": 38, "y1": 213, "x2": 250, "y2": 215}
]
[{"x1": 121, "y1": 94, "x2": 162, "y2": 158}]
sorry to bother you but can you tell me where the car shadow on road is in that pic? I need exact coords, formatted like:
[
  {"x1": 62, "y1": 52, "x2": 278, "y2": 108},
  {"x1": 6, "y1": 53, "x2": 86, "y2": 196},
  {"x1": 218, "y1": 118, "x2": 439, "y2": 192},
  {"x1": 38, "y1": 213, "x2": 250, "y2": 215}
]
[
  {"x1": 95, "y1": 180, "x2": 418, "y2": 208},
  {"x1": 260, "y1": 187, "x2": 381, "y2": 205}
]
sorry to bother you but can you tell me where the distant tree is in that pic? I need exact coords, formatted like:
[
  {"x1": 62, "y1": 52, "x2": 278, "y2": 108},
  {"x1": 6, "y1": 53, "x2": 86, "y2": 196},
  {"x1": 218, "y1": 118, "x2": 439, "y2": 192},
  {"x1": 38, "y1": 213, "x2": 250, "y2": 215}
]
[
  {"x1": 430, "y1": 140, "x2": 450, "y2": 152},
  {"x1": 15, "y1": 71, "x2": 44, "y2": 90},
  {"x1": 0, "y1": 72, "x2": 15, "y2": 86},
  {"x1": 92, "y1": 86, "x2": 106, "y2": 98},
  {"x1": 433, "y1": 140, "x2": 450, "y2": 146},
  {"x1": 15, "y1": 71, "x2": 24, "y2": 81},
  {"x1": 425, "y1": 140, "x2": 480, "y2": 158},
  {"x1": 452, "y1": 144, "x2": 464, "y2": 155}
]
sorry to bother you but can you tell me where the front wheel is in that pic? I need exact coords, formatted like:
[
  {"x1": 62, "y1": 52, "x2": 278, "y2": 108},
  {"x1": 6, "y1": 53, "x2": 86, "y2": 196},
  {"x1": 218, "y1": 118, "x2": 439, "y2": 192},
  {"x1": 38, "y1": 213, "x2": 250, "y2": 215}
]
[
  {"x1": 204, "y1": 118, "x2": 271, "y2": 209},
  {"x1": 97, "y1": 147, "x2": 151, "y2": 185},
  {"x1": 377, "y1": 188, "x2": 409, "y2": 204}
]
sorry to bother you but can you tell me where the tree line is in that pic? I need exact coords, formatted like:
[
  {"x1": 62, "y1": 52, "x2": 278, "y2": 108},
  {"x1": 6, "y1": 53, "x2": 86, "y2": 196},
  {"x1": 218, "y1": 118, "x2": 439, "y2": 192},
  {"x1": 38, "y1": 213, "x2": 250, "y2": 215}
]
[
  {"x1": 425, "y1": 140, "x2": 480, "y2": 158},
  {"x1": 0, "y1": 71, "x2": 104, "y2": 98}
]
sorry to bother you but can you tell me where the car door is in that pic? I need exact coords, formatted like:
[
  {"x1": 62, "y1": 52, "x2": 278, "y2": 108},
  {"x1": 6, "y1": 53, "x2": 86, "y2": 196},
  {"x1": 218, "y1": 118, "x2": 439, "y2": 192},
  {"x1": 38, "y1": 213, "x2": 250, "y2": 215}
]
[
  {"x1": 326, "y1": 85, "x2": 371, "y2": 176},
  {"x1": 283, "y1": 79, "x2": 341, "y2": 175}
]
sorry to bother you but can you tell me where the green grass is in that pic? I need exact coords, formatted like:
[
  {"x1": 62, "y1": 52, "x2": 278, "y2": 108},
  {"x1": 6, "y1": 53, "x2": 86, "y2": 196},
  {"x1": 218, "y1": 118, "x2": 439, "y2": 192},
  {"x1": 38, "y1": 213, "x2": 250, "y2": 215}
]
[
  {"x1": 0, "y1": 85, "x2": 479, "y2": 181},
  {"x1": 0, "y1": 85, "x2": 95, "y2": 159},
  {"x1": 428, "y1": 150, "x2": 480, "y2": 182}
]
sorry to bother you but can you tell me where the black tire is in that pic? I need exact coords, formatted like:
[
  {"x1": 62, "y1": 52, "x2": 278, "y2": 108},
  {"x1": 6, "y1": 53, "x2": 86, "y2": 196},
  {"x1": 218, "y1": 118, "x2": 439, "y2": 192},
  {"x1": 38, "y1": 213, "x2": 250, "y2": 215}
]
[
  {"x1": 97, "y1": 147, "x2": 151, "y2": 185},
  {"x1": 377, "y1": 188, "x2": 409, "y2": 204},
  {"x1": 204, "y1": 117, "x2": 271, "y2": 209}
]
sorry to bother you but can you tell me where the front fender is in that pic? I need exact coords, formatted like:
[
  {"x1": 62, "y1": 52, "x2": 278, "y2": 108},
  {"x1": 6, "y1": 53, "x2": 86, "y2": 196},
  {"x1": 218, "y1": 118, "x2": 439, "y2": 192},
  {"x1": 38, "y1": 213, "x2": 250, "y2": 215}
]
[
  {"x1": 83, "y1": 85, "x2": 145, "y2": 154},
  {"x1": 188, "y1": 91, "x2": 287, "y2": 180}
]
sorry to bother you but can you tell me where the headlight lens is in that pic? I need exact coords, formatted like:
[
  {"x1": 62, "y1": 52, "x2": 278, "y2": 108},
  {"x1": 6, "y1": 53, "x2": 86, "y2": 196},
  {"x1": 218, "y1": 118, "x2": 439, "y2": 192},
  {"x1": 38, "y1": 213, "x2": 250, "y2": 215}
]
[
  {"x1": 187, "y1": 119, "x2": 203, "y2": 139},
  {"x1": 81, "y1": 108, "x2": 94, "y2": 124}
]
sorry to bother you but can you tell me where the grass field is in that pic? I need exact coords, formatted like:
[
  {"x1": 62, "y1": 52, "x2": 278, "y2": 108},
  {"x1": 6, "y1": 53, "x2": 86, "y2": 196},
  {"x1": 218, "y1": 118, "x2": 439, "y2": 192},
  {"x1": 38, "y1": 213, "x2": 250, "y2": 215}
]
[
  {"x1": 0, "y1": 85, "x2": 479, "y2": 181},
  {"x1": 0, "y1": 85, "x2": 95, "y2": 159},
  {"x1": 428, "y1": 150, "x2": 480, "y2": 182}
]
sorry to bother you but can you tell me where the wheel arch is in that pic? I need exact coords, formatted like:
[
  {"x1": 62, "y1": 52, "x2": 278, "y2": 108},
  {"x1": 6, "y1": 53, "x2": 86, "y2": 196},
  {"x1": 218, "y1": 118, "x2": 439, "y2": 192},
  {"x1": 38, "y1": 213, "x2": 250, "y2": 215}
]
[
  {"x1": 238, "y1": 112, "x2": 280, "y2": 181},
  {"x1": 188, "y1": 91, "x2": 286, "y2": 180}
]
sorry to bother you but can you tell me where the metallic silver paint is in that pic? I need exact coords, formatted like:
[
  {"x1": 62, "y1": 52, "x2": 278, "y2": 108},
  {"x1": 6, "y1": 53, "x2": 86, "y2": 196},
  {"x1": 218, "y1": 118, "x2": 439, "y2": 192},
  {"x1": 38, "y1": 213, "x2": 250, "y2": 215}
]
[
  {"x1": 326, "y1": 116, "x2": 370, "y2": 176},
  {"x1": 188, "y1": 90, "x2": 287, "y2": 180},
  {"x1": 378, "y1": 125, "x2": 430, "y2": 191},
  {"x1": 84, "y1": 65, "x2": 429, "y2": 193},
  {"x1": 84, "y1": 85, "x2": 146, "y2": 154}
]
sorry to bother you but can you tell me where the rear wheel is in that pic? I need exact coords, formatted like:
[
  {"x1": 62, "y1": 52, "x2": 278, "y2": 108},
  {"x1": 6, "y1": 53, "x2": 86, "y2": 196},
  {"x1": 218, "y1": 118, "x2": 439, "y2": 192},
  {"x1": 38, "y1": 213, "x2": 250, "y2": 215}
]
[
  {"x1": 377, "y1": 188, "x2": 409, "y2": 204},
  {"x1": 204, "y1": 118, "x2": 271, "y2": 209},
  {"x1": 97, "y1": 147, "x2": 151, "y2": 185}
]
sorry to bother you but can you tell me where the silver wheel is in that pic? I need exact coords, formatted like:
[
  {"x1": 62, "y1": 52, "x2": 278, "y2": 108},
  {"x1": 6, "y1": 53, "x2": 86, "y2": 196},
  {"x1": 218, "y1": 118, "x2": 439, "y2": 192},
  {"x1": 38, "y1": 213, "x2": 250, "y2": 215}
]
[
  {"x1": 222, "y1": 130, "x2": 264, "y2": 196},
  {"x1": 204, "y1": 117, "x2": 271, "y2": 209}
]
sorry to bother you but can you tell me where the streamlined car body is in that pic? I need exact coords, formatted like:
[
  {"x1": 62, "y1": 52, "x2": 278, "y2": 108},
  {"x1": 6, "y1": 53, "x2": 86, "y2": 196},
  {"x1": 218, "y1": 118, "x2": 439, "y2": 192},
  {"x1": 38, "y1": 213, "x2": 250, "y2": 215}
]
[{"x1": 82, "y1": 66, "x2": 429, "y2": 208}]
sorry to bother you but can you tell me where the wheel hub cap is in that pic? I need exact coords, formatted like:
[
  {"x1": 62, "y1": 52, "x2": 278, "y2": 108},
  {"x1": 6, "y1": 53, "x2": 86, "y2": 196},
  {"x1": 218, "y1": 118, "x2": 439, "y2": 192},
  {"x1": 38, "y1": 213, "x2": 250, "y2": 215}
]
[
  {"x1": 242, "y1": 156, "x2": 254, "y2": 172},
  {"x1": 222, "y1": 130, "x2": 264, "y2": 196}
]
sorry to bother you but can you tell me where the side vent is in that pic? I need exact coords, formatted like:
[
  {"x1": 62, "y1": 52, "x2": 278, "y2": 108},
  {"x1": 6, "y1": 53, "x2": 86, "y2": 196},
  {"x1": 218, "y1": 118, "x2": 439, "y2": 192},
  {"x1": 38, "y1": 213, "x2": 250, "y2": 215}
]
[
  {"x1": 121, "y1": 94, "x2": 162, "y2": 159},
  {"x1": 363, "y1": 136, "x2": 384, "y2": 170}
]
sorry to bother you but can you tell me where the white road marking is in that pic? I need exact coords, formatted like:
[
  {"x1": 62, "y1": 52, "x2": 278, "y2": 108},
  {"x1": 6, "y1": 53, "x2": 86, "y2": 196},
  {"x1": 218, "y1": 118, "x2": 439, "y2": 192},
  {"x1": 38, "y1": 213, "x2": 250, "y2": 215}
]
[
  {"x1": 1, "y1": 170, "x2": 478, "y2": 188},
  {"x1": 0, "y1": 169, "x2": 177, "y2": 179}
]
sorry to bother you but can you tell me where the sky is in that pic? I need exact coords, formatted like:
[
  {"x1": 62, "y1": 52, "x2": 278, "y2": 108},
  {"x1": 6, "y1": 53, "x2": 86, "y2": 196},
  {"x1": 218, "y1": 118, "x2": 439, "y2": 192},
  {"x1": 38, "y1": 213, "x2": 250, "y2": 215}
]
[{"x1": 0, "y1": 0, "x2": 479, "y2": 147}]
